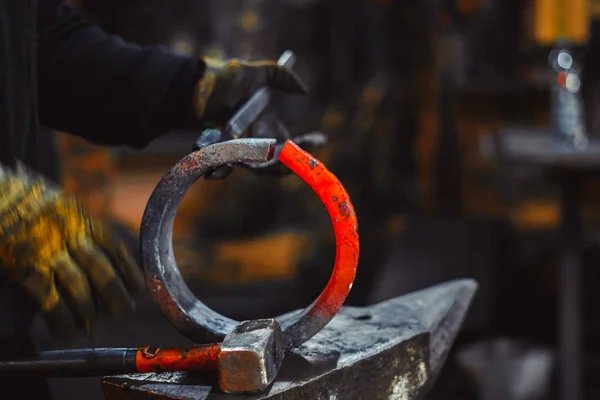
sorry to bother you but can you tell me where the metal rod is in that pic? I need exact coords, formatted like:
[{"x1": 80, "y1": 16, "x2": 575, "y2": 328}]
[
  {"x1": 559, "y1": 177, "x2": 583, "y2": 400},
  {"x1": 0, "y1": 348, "x2": 137, "y2": 377}
]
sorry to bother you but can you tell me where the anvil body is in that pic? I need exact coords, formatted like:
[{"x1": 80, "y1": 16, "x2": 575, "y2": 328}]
[{"x1": 102, "y1": 279, "x2": 477, "y2": 400}]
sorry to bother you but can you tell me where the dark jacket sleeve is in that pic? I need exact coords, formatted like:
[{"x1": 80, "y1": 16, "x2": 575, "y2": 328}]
[{"x1": 37, "y1": 0, "x2": 205, "y2": 149}]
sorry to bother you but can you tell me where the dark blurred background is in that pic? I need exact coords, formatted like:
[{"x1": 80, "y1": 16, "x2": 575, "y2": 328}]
[{"x1": 35, "y1": 0, "x2": 600, "y2": 399}]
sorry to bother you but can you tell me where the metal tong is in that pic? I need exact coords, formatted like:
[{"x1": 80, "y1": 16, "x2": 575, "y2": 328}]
[{"x1": 197, "y1": 50, "x2": 327, "y2": 180}]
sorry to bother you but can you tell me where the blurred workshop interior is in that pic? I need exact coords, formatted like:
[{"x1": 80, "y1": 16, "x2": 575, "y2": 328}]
[{"x1": 40, "y1": 0, "x2": 600, "y2": 399}]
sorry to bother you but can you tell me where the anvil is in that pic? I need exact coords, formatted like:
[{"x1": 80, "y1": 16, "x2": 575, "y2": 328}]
[{"x1": 101, "y1": 279, "x2": 477, "y2": 400}]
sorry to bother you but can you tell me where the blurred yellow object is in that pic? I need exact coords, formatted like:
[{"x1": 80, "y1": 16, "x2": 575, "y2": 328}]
[
  {"x1": 178, "y1": 231, "x2": 310, "y2": 284},
  {"x1": 239, "y1": 10, "x2": 259, "y2": 32},
  {"x1": 592, "y1": 0, "x2": 600, "y2": 17},
  {"x1": 385, "y1": 214, "x2": 406, "y2": 236},
  {"x1": 510, "y1": 200, "x2": 560, "y2": 231},
  {"x1": 56, "y1": 133, "x2": 118, "y2": 221},
  {"x1": 171, "y1": 37, "x2": 195, "y2": 56},
  {"x1": 110, "y1": 170, "x2": 226, "y2": 236},
  {"x1": 212, "y1": 232, "x2": 308, "y2": 283},
  {"x1": 0, "y1": 165, "x2": 143, "y2": 341},
  {"x1": 456, "y1": 0, "x2": 483, "y2": 16},
  {"x1": 533, "y1": 0, "x2": 589, "y2": 45},
  {"x1": 320, "y1": 107, "x2": 344, "y2": 134}
]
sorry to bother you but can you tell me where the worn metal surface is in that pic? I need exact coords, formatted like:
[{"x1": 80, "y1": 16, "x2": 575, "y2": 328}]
[
  {"x1": 102, "y1": 279, "x2": 477, "y2": 400},
  {"x1": 141, "y1": 138, "x2": 276, "y2": 345},
  {"x1": 141, "y1": 138, "x2": 358, "y2": 349},
  {"x1": 218, "y1": 319, "x2": 284, "y2": 394}
]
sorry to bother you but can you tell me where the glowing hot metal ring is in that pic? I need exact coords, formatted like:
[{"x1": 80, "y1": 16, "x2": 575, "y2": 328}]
[{"x1": 140, "y1": 138, "x2": 359, "y2": 349}]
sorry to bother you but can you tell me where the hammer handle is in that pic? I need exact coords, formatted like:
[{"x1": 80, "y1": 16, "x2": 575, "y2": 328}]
[
  {"x1": 0, "y1": 344, "x2": 221, "y2": 377},
  {"x1": 0, "y1": 348, "x2": 138, "y2": 377}
]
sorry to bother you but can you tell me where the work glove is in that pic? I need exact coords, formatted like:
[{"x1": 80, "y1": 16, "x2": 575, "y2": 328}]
[
  {"x1": 193, "y1": 58, "x2": 308, "y2": 126},
  {"x1": 0, "y1": 166, "x2": 144, "y2": 343}
]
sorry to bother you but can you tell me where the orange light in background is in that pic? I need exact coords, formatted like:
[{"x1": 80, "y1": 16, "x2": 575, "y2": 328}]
[
  {"x1": 565, "y1": 0, "x2": 589, "y2": 45},
  {"x1": 457, "y1": 0, "x2": 483, "y2": 15},
  {"x1": 533, "y1": 0, "x2": 559, "y2": 45},
  {"x1": 533, "y1": 0, "x2": 589, "y2": 45}
]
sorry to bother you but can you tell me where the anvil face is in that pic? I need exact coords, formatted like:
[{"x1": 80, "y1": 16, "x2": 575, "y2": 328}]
[{"x1": 102, "y1": 279, "x2": 477, "y2": 400}]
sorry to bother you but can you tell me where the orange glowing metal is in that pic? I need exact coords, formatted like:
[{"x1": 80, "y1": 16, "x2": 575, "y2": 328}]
[
  {"x1": 135, "y1": 344, "x2": 221, "y2": 373},
  {"x1": 278, "y1": 140, "x2": 359, "y2": 321}
]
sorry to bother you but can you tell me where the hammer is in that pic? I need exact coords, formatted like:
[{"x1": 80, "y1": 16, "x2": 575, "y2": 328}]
[{"x1": 0, "y1": 319, "x2": 283, "y2": 394}]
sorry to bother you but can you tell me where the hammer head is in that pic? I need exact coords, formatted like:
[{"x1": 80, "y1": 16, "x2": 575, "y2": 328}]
[{"x1": 217, "y1": 319, "x2": 284, "y2": 394}]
